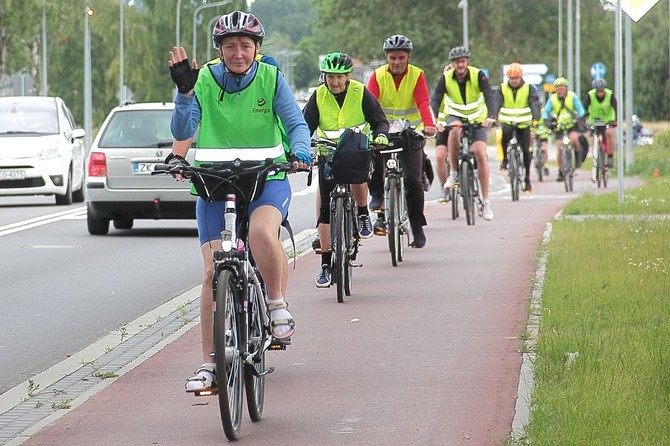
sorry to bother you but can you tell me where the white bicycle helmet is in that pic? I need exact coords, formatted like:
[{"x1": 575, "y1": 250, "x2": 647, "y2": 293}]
[
  {"x1": 213, "y1": 11, "x2": 265, "y2": 48},
  {"x1": 383, "y1": 35, "x2": 413, "y2": 52}
]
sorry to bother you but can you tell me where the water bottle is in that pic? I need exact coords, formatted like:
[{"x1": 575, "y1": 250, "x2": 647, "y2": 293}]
[{"x1": 221, "y1": 194, "x2": 236, "y2": 252}]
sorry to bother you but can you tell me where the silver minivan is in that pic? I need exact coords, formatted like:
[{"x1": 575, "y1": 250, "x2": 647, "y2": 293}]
[{"x1": 86, "y1": 102, "x2": 196, "y2": 235}]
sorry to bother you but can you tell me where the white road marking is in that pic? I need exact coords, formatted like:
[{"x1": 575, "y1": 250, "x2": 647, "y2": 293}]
[{"x1": 0, "y1": 207, "x2": 86, "y2": 237}]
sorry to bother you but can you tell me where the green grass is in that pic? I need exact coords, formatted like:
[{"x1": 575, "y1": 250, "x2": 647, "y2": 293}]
[{"x1": 522, "y1": 131, "x2": 670, "y2": 444}]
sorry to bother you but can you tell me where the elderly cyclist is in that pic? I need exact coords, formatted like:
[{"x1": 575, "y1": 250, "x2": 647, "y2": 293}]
[
  {"x1": 435, "y1": 46, "x2": 497, "y2": 220},
  {"x1": 302, "y1": 52, "x2": 389, "y2": 287},
  {"x1": 541, "y1": 76, "x2": 586, "y2": 182},
  {"x1": 493, "y1": 62, "x2": 542, "y2": 193},
  {"x1": 168, "y1": 11, "x2": 311, "y2": 394},
  {"x1": 583, "y1": 77, "x2": 617, "y2": 168},
  {"x1": 367, "y1": 34, "x2": 437, "y2": 248}
]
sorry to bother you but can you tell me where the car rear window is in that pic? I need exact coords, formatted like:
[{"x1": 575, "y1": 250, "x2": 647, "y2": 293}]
[
  {"x1": 97, "y1": 109, "x2": 174, "y2": 148},
  {"x1": 0, "y1": 101, "x2": 59, "y2": 135}
]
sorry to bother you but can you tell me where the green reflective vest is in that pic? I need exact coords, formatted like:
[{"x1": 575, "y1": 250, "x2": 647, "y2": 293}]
[
  {"x1": 549, "y1": 91, "x2": 577, "y2": 129},
  {"x1": 314, "y1": 80, "x2": 369, "y2": 154},
  {"x1": 587, "y1": 88, "x2": 615, "y2": 124}
]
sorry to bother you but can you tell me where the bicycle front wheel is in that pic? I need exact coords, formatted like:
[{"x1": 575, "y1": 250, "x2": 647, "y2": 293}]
[
  {"x1": 450, "y1": 186, "x2": 459, "y2": 220},
  {"x1": 333, "y1": 196, "x2": 346, "y2": 303},
  {"x1": 387, "y1": 176, "x2": 400, "y2": 267},
  {"x1": 509, "y1": 149, "x2": 520, "y2": 201},
  {"x1": 214, "y1": 269, "x2": 244, "y2": 440},
  {"x1": 461, "y1": 161, "x2": 476, "y2": 225},
  {"x1": 244, "y1": 271, "x2": 266, "y2": 422},
  {"x1": 343, "y1": 200, "x2": 354, "y2": 296}
]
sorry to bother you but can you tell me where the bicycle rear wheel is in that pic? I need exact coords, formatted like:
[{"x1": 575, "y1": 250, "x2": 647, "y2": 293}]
[
  {"x1": 598, "y1": 145, "x2": 608, "y2": 188},
  {"x1": 333, "y1": 196, "x2": 346, "y2": 303},
  {"x1": 461, "y1": 161, "x2": 475, "y2": 225},
  {"x1": 244, "y1": 272, "x2": 266, "y2": 422},
  {"x1": 562, "y1": 146, "x2": 573, "y2": 192},
  {"x1": 214, "y1": 269, "x2": 244, "y2": 440},
  {"x1": 387, "y1": 176, "x2": 400, "y2": 267},
  {"x1": 450, "y1": 185, "x2": 459, "y2": 219},
  {"x1": 509, "y1": 149, "x2": 520, "y2": 201}
]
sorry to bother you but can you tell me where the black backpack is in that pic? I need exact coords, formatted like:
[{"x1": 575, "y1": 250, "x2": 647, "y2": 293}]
[{"x1": 330, "y1": 128, "x2": 371, "y2": 184}]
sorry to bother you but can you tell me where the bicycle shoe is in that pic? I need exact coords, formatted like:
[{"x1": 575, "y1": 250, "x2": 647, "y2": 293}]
[
  {"x1": 444, "y1": 173, "x2": 457, "y2": 190},
  {"x1": 481, "y1": 203, "x2": 494, "y2": 221},
  {"x1": 499, "y1": 160, "x2": 508, "y2": 172},
  {"x1": 186, "y1": 363, "x2": 217, "y2": 394},
  {"x1": 358, "y1": 214, "x2": 373, "y2": 239},
  {"x1": 556, "y1": 172, "x2": 564, "y2": 182},
  {"x1": 437, "y1": 187, "x2": 449, "y2": 204},
  {"x1": 315, "y1": 264, "x2": 332, "y2": 288},
  {"x1": 410, "y1": 226, "x2": 426, "y2": 248},
  {"x1": 373, "y1": 216, "x2": 387, "y2": 236},
  {"x1": 543, "y1": 167, "x2": 550, "y2": 176}
]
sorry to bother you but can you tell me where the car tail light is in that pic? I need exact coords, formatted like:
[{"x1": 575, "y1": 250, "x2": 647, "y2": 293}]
[{"x1": 88, "y1": 152, "x2": 107, "y2": 177}]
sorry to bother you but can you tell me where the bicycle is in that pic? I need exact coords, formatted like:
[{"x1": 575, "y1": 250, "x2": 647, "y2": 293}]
[
  {"x1": 153, "y1": 158, "x2": 303, "y2": 440},
  {"x1": 559, "y1": 133, "x2": 576, "y2": 192},
  {"x1": 532, "y1": 135, "x2": 548, "y2": 183},
  {"x1": 505, "y1": 129, "x2": 523, "y2": 201},
  {"x1": 377, "y1": 119, "x2": 417, "y2": 267},
  {"x1": 590, "y1": 119, "x2": 610, "y2": 188},
  {"x1": 312, "y1": 138, "x2": 363, "y2": 302},
  {"x1": 448, "y1": 120, "x2": 484, "y2": 226}
]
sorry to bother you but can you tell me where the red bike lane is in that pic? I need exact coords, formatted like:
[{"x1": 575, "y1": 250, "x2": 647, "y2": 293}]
[{"x1": 21, "y1": 172, "x2": 608, "y2": 446}]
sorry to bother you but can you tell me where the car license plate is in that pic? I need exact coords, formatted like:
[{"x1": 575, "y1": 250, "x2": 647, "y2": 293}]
[
  {"x1": 0, "y1": 169, "x2": 26, "y2": 181},
  {"x1": 133, "y1": 163, "x2": 156, "y2": 175}
]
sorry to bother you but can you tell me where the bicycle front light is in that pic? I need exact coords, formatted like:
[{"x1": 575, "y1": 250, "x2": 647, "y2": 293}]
[
  {"x1": 386, "y1": 158, "x2": 397, "y2": 169},
  {"x1": 562, "y1": 136, "x2": 570, "y2": 145}
]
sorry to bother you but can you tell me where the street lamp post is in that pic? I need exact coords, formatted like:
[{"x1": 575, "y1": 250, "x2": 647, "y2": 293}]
[
  {"x1": 558, "y1": 0, "x2": 563, "y2": 77},
  {"x1": 207, "y1": 15, "x2": 220, "y2": 61},
  {"x1": 575, "y1": 0, "x2": 581, "y2": 98},
  {"x1": 84, "y1": 6, "x2": 94, "y2": 152},
  {"x1": 193, "y1": 1, "x2": 233, "y2": 61},
  {"x1": 458, "y1": 0, "x2": 469, "y2": 50},
  {"x1": 176, "y1": 0, "x2": 183, "y2": 48},
  {"x1": 41, "y1": 1, "x2": 47, "y2": 96},
  {"x1": 119, "y1": 0, "x2": 124, "y2": 104}
]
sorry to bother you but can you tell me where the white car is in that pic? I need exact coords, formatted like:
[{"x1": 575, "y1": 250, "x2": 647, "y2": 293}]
[
  {"x1": 86, "y1": 102, "x2": 196, "y2": 235},
  {"x1": 0, "y1": 96, "x2": 86, "y2": 205}
]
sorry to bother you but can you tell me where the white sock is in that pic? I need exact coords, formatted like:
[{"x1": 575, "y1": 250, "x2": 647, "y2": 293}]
[{"x1": 268, "y1": 298, "x2": 294, "y2": 338}]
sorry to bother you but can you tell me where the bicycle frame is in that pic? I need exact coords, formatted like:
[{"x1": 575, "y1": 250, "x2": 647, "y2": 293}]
[
  {"x1": 506, "y1": 128, "x2": 523, "y2": 201},
  {"x1": 560, "y1": 135, "x2": 576, "y2": 192},
  {"x1": 450, "y1": 121, "x2": 483, "y2": 226},
  {"x1": 591, "y1": 120, "x2": 609, "y2": 188},
  {"x1": 378, "y1": 143, "x2": 410, "y2": 266}
]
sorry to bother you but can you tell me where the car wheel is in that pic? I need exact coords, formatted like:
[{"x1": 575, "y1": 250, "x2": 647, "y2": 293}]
[
  {"x1": 87, "y1": 212, "x2": 110, "y2": 235},
  {"x1": 113, "y1": 219, "x2": 134, "y2": 230},
  {"x1": 55, "y1": 168, "x2": 73, "y2": 205},
  {"x1": 72, "y1": 164, "x2": 86, "y2": 203}
]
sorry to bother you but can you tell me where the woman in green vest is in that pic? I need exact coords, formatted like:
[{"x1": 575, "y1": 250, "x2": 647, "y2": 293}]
[
  {"x1": 168, "y1": 11, "x2": 311, "y2": 394},
  {"x1": 583, "y1": 78, "x2": 617, "y2": 167},
  {"x1": 494, "y1": 62, "x2": 542, "y2": 193},
  {"x1": 302, "y1": 52, "x2": 389, "y2": 288}
]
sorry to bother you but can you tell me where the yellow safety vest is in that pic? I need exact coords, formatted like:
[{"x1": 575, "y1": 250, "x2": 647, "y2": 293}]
[
  {"x1": 443, "y1": 66, "x2": 487, "y2": 123},
  {"x1": 374, "y1": 65, "x2": 423, "y2": 130},
  {"x1": 314, "y1": 80, "x2": 369, "y2": 154},
  {"x1": 498, "y1": 82, "x2": 532, "y2": 128}
]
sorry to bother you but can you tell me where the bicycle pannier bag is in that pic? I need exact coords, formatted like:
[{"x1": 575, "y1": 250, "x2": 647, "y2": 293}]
[{"x1": 331, "y1": 128, "x2": 371, "y2": 184}]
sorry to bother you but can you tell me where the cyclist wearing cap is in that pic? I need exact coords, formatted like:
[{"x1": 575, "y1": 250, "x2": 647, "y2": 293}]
[
  {"x1": 493, "y1": 62, "x2": 542, "y2": 193},
  {"x1": 168, "y1": 11, "x2": 311, "y2": 394},
  {"x1": 367, "y1": 34, "x2": 437, "y2": 248},
  {"x1": 302, "y1": 52, "x2": 389, "y2": 287},
  {"x1": 541, "y1": 76, "x2": 586, "y2": 182},
  {"x1": 583, "y1": 78, "x2": 617, "y2": 167},
  {"x1": 432, "y1": 46, "x2": 497, "y2": 220}
]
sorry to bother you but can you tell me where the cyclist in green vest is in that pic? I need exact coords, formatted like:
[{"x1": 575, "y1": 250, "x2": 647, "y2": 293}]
[
  {"x1": 541, "y1": 77, "x2": 586, "y2": 182},
  {"x1": 583, "y1": 78, "x2": 617, "y2": 167},
  {"x1": 531, "y1": 120, "x2": 552, "y2": 177},
  {"x1": 494, "y1": 62, "x2": 542, "y2": 193},
  {"x1": 367, "y1": 34, "x2": 437, "y2": 248},
  {"x1": 302, "y1": 52, "x2": 389, "y2": 287},
  {"x1": 168, "y1": 11, "x2": 311, "y2": 394},
  {"x1": 437, "y1": 46, "x2": 497, "y2": 221}
]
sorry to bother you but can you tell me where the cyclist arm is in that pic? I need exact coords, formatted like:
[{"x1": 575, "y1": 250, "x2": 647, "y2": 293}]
[
  {"x1": 170, "y1": 92, "x2": 201, "y2": 141},
  {"x1": 610, "y1": 95, "x2": 618, "y2": 122},
  {"x1": 429, "y1": 78, "x2": 446, "y2": 117},
  {"x1": 366, "y1": 71, "x2": 380, "y2": 99},
  {"x1": 571, "y1": 95, "x2": 586, "y2": 118},
  {"x1": 529, "y1": 84, "x2": 542, "y2": 121},
  {"x1": 413, "y1": 72, "x2": 436, "y2": 128},
  {"x1": 478, "y1": 71, "x2": 497, "y2": 120},
  {"x1": 541, "y1": 97, "x2": 553, "y2": 122},
  {"x1": 362, "y1": 88, "x2": 389, "y2": 138},
  {"x1": 274, "y1": 74, "x2": 312, "y2": 164},
  {"x1": 301, "y1": 91, "x2": 320, "y2": 135}
]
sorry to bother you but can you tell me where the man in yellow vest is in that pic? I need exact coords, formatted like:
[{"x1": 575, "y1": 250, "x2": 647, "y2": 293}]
[
  {"x1": 494, "y1": 62, "x2": 541, "y2": 193},
  {"x1": 302, "y1": 52, "x2": 389, "y2": 287},
  {"x1": 367, "y1": 34, "x2": 437, "y2": 248},
  {"x1": 440, "y1": 46, "x2": 497, "y2": 221},
  {"x1": 583, "y1": 77, "x2": 617, "y2": 167}
]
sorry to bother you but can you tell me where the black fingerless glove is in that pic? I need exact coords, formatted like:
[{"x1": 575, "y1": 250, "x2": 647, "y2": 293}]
[
  {"x1": 165, "y1": 153, "x2": 189, "y2": 166},
  {"x1": 169, "y1": 60, "x2": 198, "y2": 94}
]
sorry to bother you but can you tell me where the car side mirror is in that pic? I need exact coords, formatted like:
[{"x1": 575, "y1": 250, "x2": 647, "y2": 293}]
[{"x1": 71, "y1": 128, "x2": 86, "y2": 141}]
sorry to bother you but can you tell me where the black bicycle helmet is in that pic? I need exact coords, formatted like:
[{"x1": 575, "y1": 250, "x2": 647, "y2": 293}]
[
  {"x1": 592, "y1": 78, "x2": 607, "y2": 90},
  {"x1": 320, "y1": 52, "x2": 353, "y2": 74},
  {"x1": 383, "y1": 35, "x2": 413, "y2": 52},
  {"x1": 448, "y1": 46, "x2": 471, "y2": 60},
  {"x1": 212, "y1": 11, "x2": 265, "y2": 48}
]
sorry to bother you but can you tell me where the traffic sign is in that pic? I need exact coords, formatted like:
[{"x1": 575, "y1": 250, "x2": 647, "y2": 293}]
[
  {"x1": 545, "y1": 73, "x2": 556, "y2": 84},
  {"x1": 621, "y1": 0, "x2": 659, "y2": 22},
  {"x1": 591, "y1": 62, "x2": 606, "y2": 79}
]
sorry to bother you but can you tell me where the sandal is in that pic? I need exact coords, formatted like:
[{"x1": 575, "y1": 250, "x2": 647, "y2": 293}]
[
  {"x1": 185, "y1": 363, "x2": 216, "y2": 393},
  {"x1": 267, "y1": 299, "x2": 295, "y2": 340}
]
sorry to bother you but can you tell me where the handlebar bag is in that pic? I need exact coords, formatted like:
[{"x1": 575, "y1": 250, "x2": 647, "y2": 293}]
[{"x1": 331, "y1": 128, "x2": 371, "y2": 184}]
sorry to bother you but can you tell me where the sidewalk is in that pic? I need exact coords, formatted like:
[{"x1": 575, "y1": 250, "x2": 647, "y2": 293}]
[{"x1": 6, "y1": 170, "x2": 634, "y2": 445}]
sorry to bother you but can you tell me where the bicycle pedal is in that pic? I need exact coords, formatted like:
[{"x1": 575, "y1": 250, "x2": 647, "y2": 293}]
[
  {"x1": 350, "y1": 261, "x2": 363, "y2": 268},
  {"x1": 269, "y1": 338, "x2": 290, "y2": 350},
  {"x1": 193, "y1": 388, "x2": 218, "y2": 397}
]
